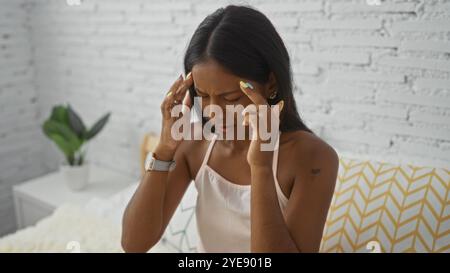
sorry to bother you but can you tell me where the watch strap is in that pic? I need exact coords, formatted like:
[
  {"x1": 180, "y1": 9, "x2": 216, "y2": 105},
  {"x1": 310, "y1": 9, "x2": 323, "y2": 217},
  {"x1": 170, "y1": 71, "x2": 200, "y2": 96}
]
[{"x1": 145, "y1": 152, "x2": 176, "y2": 172}]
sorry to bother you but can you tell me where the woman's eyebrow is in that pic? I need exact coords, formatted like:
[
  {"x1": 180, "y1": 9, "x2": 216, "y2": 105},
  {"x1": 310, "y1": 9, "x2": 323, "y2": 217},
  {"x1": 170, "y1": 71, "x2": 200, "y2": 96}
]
[{"x1": 194, "y1": 86, "x2": 241, "y2": 96}]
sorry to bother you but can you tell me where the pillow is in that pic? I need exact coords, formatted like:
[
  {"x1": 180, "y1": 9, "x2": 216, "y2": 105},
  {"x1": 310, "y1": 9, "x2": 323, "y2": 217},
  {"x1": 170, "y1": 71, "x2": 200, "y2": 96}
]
[{"x1": 320, "y1": 157, "x2": 450, "y2": 253}]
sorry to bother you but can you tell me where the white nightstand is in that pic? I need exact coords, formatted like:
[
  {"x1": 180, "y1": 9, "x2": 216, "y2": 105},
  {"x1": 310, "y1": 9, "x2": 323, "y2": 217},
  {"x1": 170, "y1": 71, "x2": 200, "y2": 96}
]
[{"x1": 13, "y1": 165, "x2": 136, "y2": 229}]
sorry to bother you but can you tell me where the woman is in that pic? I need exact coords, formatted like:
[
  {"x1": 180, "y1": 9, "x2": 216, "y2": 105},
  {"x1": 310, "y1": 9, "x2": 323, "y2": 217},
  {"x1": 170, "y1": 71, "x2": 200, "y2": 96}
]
[{"x1": 122, "y1": 5, "x2": 339, "y2": 253}]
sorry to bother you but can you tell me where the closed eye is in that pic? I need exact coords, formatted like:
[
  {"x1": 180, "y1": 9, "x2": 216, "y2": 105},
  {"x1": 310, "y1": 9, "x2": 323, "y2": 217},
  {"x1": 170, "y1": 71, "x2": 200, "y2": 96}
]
[{"x1": 194, "y1": 87, "x2": 241, "y2": 102}]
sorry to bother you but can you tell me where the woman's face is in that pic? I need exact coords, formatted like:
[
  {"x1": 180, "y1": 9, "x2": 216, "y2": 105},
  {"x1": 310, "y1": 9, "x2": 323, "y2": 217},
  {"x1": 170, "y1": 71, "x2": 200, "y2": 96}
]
[{"x1": 191, "y1": 59, "x2": 272, "y2": 135}]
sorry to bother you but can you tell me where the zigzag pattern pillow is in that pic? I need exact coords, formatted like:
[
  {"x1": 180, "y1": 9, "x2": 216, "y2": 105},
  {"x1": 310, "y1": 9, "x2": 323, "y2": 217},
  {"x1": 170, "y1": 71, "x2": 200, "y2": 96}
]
[{"x1": 320, "y1": 158, "x2": 450, "y2": 253}]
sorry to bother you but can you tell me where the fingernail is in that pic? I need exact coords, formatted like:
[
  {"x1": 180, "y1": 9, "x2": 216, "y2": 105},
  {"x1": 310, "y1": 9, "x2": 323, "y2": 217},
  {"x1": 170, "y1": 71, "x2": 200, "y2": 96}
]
[
  {"x1": 186, "y1": 72, "x2": 192, "y2": 80},
  {"x1": 240, "y1": 81, "x2": 254, "y2": 90},
  {"x1": 178, "y1": 74, "x2": 183, "y2": 80},
  {"x1": 166, "y1": 91, "x2": 173, "y2": 97}
]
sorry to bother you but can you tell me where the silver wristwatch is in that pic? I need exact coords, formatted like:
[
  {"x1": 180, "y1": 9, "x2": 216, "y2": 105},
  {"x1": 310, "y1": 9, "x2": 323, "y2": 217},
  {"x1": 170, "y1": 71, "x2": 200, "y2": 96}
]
[{"x1": 145, "y1": 152, "x2": 176, "y2": 172}]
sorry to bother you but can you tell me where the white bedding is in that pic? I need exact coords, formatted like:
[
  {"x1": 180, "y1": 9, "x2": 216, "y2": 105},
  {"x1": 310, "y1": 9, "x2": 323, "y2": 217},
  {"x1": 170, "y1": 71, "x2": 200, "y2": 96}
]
[{"x1": 0, "y1": 182, "x2": 175, "y2": 253}]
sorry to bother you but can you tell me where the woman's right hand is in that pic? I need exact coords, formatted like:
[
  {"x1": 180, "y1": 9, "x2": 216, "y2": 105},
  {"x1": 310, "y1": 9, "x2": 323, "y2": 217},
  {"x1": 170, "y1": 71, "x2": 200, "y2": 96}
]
[{"x1": 154, "y1": 72, "x2": 193, "y2": 160}]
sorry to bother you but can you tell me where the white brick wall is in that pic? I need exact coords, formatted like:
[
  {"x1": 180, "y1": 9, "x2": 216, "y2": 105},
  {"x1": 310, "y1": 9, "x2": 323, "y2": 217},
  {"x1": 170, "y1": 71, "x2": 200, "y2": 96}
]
[
  {"x1": 0, "y1": 0, "x2": 48, "y2": 235},
  {"x1": 1, "y1": 0, "x2": 450, "y2": 235}
]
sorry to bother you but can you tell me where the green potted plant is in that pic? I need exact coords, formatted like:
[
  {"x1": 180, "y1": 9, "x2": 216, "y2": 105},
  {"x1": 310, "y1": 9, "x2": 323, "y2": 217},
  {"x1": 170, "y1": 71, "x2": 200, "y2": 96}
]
[{"x1": 42, "y1": 104, "x2": 110, "y2": 191}]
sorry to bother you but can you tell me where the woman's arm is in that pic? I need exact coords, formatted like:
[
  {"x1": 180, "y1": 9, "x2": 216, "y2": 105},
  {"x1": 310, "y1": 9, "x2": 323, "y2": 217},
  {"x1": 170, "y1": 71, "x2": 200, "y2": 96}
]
[
  {"x1": 239, "y1": 79, "x2": 339, "y2": 252},
  {"x1": 250, "y1": 164, "x2": 299, "y2": 252},
  {"x1": 121, "y1": 74, "x2": 194, "y2": 253},
  {"x1": 250, "y1": 144, "x2": 338, "y2": 252},
  {"x1": 121, "y1": 143, "x2": 192, "y2": 253}
]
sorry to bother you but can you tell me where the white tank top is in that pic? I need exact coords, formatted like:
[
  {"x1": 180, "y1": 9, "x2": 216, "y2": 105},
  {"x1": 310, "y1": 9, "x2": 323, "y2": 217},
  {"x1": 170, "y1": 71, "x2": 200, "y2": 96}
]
[{"x1": 194, "y1": 133, "x2": 289, "y2": 252}]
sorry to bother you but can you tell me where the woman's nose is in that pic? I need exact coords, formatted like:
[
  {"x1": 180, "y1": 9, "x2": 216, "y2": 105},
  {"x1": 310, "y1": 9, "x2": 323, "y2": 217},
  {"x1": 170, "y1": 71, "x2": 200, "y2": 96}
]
[{"x1": 209, "y1": 96, "x2": 219, "y2": 107}]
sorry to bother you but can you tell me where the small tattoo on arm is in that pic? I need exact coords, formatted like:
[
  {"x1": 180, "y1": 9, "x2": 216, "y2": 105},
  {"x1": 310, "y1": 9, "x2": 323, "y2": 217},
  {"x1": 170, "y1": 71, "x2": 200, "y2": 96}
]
[{"x1": 311, "y1": 168, "x2": 321, "y2": 175}]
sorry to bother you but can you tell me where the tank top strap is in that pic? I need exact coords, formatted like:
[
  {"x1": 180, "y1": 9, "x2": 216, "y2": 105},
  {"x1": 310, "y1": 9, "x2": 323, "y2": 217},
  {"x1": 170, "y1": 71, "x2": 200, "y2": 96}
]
[{"x1": 199, "y1": 133, "x2": 218, "y2": 170}]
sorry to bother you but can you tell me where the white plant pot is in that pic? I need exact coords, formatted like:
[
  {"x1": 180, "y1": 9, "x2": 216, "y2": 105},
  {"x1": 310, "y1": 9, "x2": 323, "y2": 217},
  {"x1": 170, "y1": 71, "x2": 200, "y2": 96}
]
[{"x1": 60, "y1": 164, "x2": 90, "y2": 191}]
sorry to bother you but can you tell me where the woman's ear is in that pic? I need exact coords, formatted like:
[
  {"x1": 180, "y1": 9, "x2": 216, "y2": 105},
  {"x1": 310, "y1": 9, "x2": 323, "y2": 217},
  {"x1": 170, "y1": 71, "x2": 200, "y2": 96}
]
[{"x1": 264, "y1": 72, "x2": 277, "y2": 99}]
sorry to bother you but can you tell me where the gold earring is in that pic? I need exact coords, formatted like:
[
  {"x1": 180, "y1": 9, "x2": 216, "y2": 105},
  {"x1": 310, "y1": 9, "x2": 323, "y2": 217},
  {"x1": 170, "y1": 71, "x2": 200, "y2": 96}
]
[{"x1": 269, "y1": 90, "x2": 277, "y2": 100}]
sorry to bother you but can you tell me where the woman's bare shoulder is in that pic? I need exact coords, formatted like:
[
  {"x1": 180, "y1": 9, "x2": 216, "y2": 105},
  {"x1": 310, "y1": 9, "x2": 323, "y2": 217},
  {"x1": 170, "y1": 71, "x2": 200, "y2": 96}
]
[{"x1": 281, "y1": 130, "x2": 339, "y2": 175}]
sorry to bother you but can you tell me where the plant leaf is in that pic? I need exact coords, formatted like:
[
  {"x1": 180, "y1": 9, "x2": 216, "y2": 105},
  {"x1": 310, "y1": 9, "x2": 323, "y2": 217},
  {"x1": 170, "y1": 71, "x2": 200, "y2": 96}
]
[
  {"x1": 48, "y1": 134, "x2": 75, "y2": 165},
  {"x1": 50, "y1": 105, "x2": 69, "y2": 125},
  {"x1": 67, "y1": 105, "x2": 86, "y2": 139},
  {"x1": 43, "y1": 120, "x2": 82, "y2": 152},
  {"x1": 86, "y1": 112, "x2": 111, "y2": 140}
]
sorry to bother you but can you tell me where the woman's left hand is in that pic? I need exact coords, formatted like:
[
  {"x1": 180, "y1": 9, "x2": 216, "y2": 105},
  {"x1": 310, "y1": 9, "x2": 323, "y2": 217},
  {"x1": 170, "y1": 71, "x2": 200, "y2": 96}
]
[{"x1": 239, "y1": 80, "x2": 283, "y2": 168}]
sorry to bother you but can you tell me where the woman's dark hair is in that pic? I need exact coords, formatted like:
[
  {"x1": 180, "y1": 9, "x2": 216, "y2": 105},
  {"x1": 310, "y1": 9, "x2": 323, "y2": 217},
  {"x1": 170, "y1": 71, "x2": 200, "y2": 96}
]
[{"x1": 184, "y1": 5, "x2": 313, "y2": 133}]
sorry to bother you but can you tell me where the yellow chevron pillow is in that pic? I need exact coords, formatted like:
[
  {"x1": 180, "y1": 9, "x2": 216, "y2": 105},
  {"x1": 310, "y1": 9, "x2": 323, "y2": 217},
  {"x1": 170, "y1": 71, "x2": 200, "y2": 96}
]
[{"x1": 320, "y1": 157, "x2": 450, "y2": 253}]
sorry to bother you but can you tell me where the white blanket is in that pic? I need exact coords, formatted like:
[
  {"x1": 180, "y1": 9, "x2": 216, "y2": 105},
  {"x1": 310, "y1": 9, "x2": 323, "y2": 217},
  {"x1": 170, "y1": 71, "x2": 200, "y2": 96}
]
[{"x1": 0, "y1": 183, "x2": 175, "y2": 253}]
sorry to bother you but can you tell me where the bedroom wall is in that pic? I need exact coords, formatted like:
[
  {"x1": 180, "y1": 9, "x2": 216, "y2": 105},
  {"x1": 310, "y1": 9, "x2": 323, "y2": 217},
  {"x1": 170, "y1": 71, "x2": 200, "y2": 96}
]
[
  {"x1": 0, "y1": 0, "x2": 48, "y2": 236},
  {"x1": 0, "y1": 0, "x2": 449, "y2": 235},
  {"x1": 26, "y1": 0, "x2": 450, "y2": 175}
]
